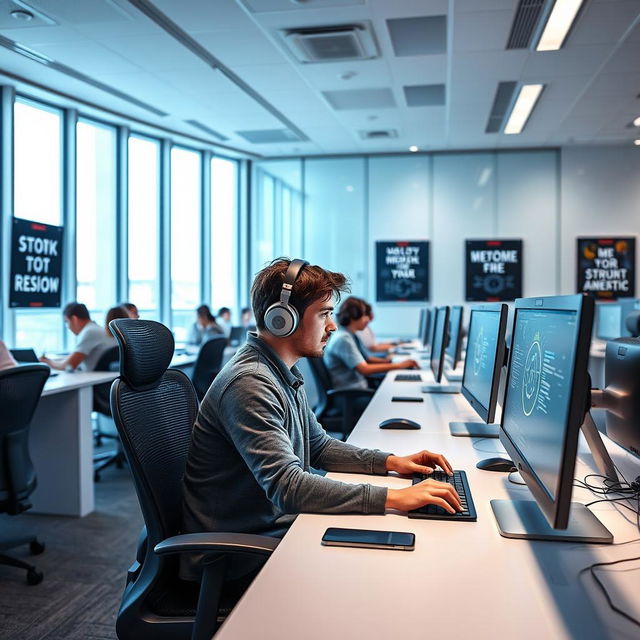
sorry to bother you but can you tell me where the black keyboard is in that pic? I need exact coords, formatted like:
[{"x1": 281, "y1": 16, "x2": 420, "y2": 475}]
[
  {"x1": 408, "y1": 470, "x2": 477, "y2": 521},
  {"x1": 395, "y1": 373, "x2": 422, "y2": 382}
]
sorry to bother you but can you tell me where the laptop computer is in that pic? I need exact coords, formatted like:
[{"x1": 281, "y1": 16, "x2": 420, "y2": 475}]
[{"x1": 10, "y1": 348, "x2": 58, "y2": 377}]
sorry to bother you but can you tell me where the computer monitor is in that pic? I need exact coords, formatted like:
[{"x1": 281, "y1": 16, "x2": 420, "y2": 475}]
[
  {"x1": 595, "y1": 302, "x2": 622, "y2": 340},
  {"x1": 599, "y1": 337, "x2": 640, "y2": 459},
  {"x1": 430, "y1": 306, "x2": 449, "y2": 383},
  {"x1": 449, "y1": 303, "x2": 508, "y2": 438},
  {"x1": 445, "y1": 305, "x2": 464, "y2": 371},
  {"x1": 10, "y1": 348, "x2": 40, "y2": 363},
  {"x1": 229, "y1": 326, "x2": 247, "y2": 347},
  {"x1": 417, "y1": 308, "x2": 426, "y2": 343},
  {"x1": 491, "y1": 293, "x2": 613, "y2": 543},
  {"x1": 422, "y1": 307, "x2": 434, "y2": 349}
]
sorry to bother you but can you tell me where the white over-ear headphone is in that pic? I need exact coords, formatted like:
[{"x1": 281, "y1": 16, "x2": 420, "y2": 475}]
[{"x1": 264, "y1": 259, "x2": 309, "y2": 337}]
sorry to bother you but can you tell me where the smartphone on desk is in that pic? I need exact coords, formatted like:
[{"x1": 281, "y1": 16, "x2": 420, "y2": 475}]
[{"x1": 321, "y1": 527, "x2": 415, "y2": 551}]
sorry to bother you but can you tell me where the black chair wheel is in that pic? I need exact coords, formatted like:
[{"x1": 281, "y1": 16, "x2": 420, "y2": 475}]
[
  {"x1": 30, "y1": 540, "x2": 45, "y2": 555},
  {"x1": 27, "y1": 568, "x2": 43, "y2": 585}
]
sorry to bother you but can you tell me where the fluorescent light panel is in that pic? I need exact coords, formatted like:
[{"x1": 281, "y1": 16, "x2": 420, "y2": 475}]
[
  {"x1": 536, "y1": 0, "x2": 584, "y2": 51},
  {"x1": 504, "y1": 84, "x2": 544, "y2": 135}
]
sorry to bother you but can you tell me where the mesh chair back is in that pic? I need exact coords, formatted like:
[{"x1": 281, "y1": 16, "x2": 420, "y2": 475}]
[
  {"x1": 109, "y1": 319, "x2": 198, "y2": 547},
  {"x1": 307, "y1": 356, "x2": 333, "y2": 392},
  {"x1": 296, "y1": 358, "x2": 324, "y2": 416},
  {"x1": 192, "y1": 336, "x2": 227, "y2": 400},
  {"x1": 0, "y1": 364, "x2": 50, "y2": 512}
]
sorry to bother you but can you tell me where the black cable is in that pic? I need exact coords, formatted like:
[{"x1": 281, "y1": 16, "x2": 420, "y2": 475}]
[{"x1": 581, "y1": 556, "x2": 640, "y2": 628}]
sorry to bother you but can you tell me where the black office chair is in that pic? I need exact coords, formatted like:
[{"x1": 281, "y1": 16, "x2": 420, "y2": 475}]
[
  {"x1": 191, "y1": 335, "x2": 227, "y2": 401},
  {"x1": 304, "y1": 357, "x2": 374, "y2": 440},
  {"x1": 108, "y1": 318, "x2": 278, "y2": 640},
  {"x1": 0, "y1": 364, "x2": 50, "y2": 585},
  {"x1": 93, "y1": 345, "x2": 123, "y2": 481}
]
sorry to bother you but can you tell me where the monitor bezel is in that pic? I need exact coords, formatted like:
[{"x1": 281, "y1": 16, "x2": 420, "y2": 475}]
[
  {"x1": 430, "y1": 306, "x2": 450, "y2": 383},
  {"x1": 499, "y1": 294, "x2": 594, "y2": 530},
  {"x1": 422, "y1": 307, "x2": 433, "y2": 348},
  {"x1": 417, "y1": 308, "x2": 426, "y2": 344},
  {"x1": 445, "y1": 305, "x2": 464, "y2": 370},
  {"x1": 460, "y1": 303, "x2": 508, "y2": 424}
]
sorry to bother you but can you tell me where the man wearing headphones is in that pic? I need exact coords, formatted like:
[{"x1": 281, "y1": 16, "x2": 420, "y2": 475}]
[
  {"x1": 324, "y1": 296, "x2": 419, "y2": 392},
  {"x1": 181, "y1": 258, "x2": 461, "y2": 579}
]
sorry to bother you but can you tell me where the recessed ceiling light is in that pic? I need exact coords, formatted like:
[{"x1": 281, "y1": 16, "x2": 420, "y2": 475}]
[
  {"x1": 634, "y1": 139, "x2": 640, "y2": 146},
  {"x1": 409, "y1": 145, "x2": 419, "y2": 152},
  {"x1": 634, "y1": 116, "x2": 640, "y2": 127},
  {"x1": 10, "y1": 9, "x2": 34, "y2": 22},
  {"x1": 504, "y1": 84, "x2": 544, "y2": 135},
  {"x1": 536, "y1": 0, "x2": 584, "y2": 51}
]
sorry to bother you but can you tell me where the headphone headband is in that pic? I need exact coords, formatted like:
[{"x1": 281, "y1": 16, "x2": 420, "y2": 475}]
[
  {"x1": 264, "y1": 258, "x2": 309, "y2": 337},
  {"x1": 279, "y1": 259, "x2": 309, "y2": 307}
]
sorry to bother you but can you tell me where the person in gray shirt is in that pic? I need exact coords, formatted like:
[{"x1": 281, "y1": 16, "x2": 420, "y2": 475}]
[
  {"x1": 181, "y1": 259, "x2": 461, "y2": 580},
  {"x1": 40, "y1": 302, "x2": 114, "y2": 372},
  {"x1": 324, "y1": 296, "x2": 419, "y2": 391}
]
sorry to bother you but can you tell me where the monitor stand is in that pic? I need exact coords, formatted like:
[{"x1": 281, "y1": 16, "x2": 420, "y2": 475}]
[
  {"x1": 421, "y1": 383, "x2": 460, "y2": 394},
  {"x1": 449, "y1": 421, "x2": 499, "y2": 438},
  {"x1": 444, "y1": 369, "x2": 463, "y2": 383},
  {"x1": 490, "y1": 500, "x2": 613, "y2": 543},
  {"x1": 490, "y1": 409, "x2": 617, "y2": 543}
]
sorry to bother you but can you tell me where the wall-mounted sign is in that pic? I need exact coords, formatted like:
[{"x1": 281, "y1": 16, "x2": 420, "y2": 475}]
[
  {"x1": 465, "y1": 239, "x2": 523, "y2": 301},
  {"x1": 375, "y1": 240, "x2": 429, "y2": 302},
  {"x1": 10, "y1": 217, "x2": 63, "y2": 308},
  {"x1": 577, "y1": 237, "x2": 635, "y2": 299}
]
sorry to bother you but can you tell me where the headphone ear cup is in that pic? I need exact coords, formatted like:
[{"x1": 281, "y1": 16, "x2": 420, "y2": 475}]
[{"x1": 265, "y1": 303, "x2": 299, "y2": 337}]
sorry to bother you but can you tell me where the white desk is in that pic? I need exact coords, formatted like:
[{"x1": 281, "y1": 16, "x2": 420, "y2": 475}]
[
  {"x1": 216, "y1": 370, "x2": 640, "y2": 640},
  {"x1": 30, "y1": 371, "x2": 118, "y2": 516}
]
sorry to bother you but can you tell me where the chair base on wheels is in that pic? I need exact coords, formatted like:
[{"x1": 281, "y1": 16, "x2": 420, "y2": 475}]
[{"x1": 0, "y1": 534, "x2": 45, "y2": 585}]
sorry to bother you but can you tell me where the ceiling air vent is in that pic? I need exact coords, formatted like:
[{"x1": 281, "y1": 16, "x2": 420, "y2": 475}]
[
  {"x1": 485, "y1": 82, "x2": 517, "y2": 133},
  {"x1": 282, "y1": 23, "x2": 378, "y2": 63},
  {"x1": 506, "y1": 0, "x2": 545, "y2": 49},
  {"x1": 359, "y1": 130, "x2": 398, "y2": 140}
]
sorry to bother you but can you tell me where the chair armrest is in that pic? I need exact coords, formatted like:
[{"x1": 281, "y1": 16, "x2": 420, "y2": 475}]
[
  {"x1": 327, "y1": 388, "x2": 374, "y2": 400},
  {"x1": 154, "y1": 532, "x2": 280, "y2": 557}
]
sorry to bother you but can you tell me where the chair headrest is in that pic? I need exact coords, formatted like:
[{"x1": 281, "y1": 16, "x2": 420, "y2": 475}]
[
  {"x1": 626, "y1": 310, "x2": 640, "y2": 337},
  {"x1": 108, "y1": 319, "x2": 174, "y2": 391}
]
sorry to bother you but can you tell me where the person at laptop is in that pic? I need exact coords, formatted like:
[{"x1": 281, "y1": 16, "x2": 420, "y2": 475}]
[
  {"x1": 182, "y1": 258, "x2": 460, "y2": 581},
  {"x1": 0, "y1": 340, "x2": 17, "y2": 370},
  {"x1": 324, "y1": 296, "x2": 419, "y2": 393},
  {"x1": 39, "y1": 302, "x2": 115, "y2": 372},
  {"x1": 187, "y1": 304, "x2": 225, "y2": 345}
]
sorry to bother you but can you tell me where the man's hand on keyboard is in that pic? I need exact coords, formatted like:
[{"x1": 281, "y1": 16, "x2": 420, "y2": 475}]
[
  {"x1": 385, "y1": 450, "x2": 453, "y2": 476},
  {"x1": 385, "y1": 478, "x2": 463, "y2": 513}
]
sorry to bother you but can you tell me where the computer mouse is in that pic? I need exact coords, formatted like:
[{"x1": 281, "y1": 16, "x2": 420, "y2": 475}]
[
  {"x1": 476, "y1": 457, "x2": 515, "y2": 472},
  {"x1": 379, "y1": 418, "x2": 421, "y2": 430}
]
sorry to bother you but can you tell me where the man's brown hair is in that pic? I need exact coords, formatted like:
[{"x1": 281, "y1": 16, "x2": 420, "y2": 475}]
[
  {"x1": 251, "y1": 258, "x2": 349, "y2": 331},
  {"x1": 337, "y1": 296, "x2": 367, "y2": 327},
  {"x1": 63, "y1": 301, "x2": 90, "y2": 321}
]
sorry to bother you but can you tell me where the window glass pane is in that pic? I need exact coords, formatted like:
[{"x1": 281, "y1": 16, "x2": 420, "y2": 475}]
[
  {"x1": 76, "y1": 120, "x2": 117, "y2": 328},
  {"x1": 14, "y1": 99, "x2": 62, "y2": 225},
  {"x1": 128, "y1": 136, "x2": 160, "y2": 320},
  {"x1": 171, "y1": 147, "x2": 201, "y2": 341},
  {"x1": 211, "y1": 157, "x2": 238, "y2": 313},
  {"x1": 13, "y1": 99, "x2": 63, "y2": 351}
]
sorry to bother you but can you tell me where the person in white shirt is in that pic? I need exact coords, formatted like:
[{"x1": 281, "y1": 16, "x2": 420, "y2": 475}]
[
  {"x1": 0, "y1": 340, "x2": 17, "y2": 371},
  {"x1": 40, "y1": 302, "x2": 115, "y2": 372},
  {"x1": 216, "y1": 306, "x2": 232, "y2": 337}
]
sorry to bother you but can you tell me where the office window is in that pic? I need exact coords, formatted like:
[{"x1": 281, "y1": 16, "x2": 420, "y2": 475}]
[
  {"x1": 211, "y1": 157, "x2": 238, "y2": 313},
  {"x1": 13, "y1": 99, "x2": 64, "y2": 351},
  {"x1": 170, "y1": 147, "x2": 201, "y2": 341},
  {"x1": 128, "y1": 135, "x2": 160, "y2": 320},
  {"x1": 76, "y1": 120, "x2": 117, "y2": 328},
  {"x1": 254, "y1": 169, "x2": 275, "y2": 274}
]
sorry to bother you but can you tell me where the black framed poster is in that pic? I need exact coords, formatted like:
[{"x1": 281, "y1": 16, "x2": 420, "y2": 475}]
[
  {"x1": 577, "y1": 237, "x2": 635, "y2": 299},
  {"x1": 10, "y1": 217, "x2": 63, "y2": 308},
  {"x1": 465, "y1": 239, "x2": 522, "y2": 301},
  {"x1": 375, "y1": 240, "x2": 429, "y2": 302}
]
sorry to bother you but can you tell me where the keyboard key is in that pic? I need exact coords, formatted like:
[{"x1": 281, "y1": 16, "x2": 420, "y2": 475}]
[{"x1": 408, "y1": 470, "x2": 477, "y2": 522}]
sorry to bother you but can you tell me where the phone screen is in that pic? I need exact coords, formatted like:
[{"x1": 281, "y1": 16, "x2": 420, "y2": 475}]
[{"x1": 322, "y1": 527, "x2": 415, "y2": 548}]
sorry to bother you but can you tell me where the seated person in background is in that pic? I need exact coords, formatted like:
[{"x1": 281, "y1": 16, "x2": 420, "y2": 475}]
[
  {"x1": 324, "y1": 296, "x2": 418, "y2": 392},
  {"x1": 216, "y1": 306, "x2": 232, "y2": 336},
  {"x1": 181, "y1": 258, "x2": 460, "y2": 582},
  {"x1": 187, "y1": 304, "x2": 225, "y2": 345},
  {"x1": 105, "y1": 305, "x2": 131, "y2": 334},
  {"x1": 240, "y1": 306, "x2": 254, "y2": 328},
  {"x1": 0, "y1": 340, "x2": 17, "y2": 370},
  {"x1": 40, "y1": 302, "x2": 114, "y2": 372},
  {"x1": 120, "y1": 302, "x2": 140, "y2": 319},
  {"x1": 356, "y1": 301, "x2": 401, "y2": 353}
]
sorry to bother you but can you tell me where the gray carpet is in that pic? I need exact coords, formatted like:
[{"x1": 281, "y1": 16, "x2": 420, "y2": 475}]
[{"x1": 0, "y1": 463, "x2": 142, "y2": 640}]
